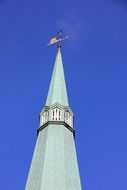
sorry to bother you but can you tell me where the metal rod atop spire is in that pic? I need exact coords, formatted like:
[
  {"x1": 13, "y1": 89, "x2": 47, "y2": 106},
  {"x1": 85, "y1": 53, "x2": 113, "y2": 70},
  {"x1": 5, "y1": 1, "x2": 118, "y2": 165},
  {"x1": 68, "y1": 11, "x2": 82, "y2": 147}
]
[{"x1": 47, "y1": 30, "x2": 69, "y2": 46}]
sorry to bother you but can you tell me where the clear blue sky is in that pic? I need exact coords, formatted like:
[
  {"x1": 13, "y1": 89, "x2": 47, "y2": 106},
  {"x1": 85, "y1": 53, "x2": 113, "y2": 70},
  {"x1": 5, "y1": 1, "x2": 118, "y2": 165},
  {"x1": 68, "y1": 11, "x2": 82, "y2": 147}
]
[{"x1": 0, "y1": 0, "x2": 127, "y2": 189}]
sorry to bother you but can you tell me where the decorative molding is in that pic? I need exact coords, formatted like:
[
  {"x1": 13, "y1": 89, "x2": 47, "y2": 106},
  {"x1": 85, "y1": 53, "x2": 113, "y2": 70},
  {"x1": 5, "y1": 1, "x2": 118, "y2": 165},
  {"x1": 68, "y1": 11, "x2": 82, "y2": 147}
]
[{"x1": 37, "y1": 121, "x2": 75, "y2": 136}]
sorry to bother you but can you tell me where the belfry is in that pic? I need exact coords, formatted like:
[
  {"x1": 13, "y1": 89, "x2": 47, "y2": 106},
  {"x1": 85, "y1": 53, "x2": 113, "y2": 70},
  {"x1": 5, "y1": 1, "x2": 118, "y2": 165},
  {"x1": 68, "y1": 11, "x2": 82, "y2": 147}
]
[{"x1": 25, "y1": 46, "x2": 82, "y2": 190}]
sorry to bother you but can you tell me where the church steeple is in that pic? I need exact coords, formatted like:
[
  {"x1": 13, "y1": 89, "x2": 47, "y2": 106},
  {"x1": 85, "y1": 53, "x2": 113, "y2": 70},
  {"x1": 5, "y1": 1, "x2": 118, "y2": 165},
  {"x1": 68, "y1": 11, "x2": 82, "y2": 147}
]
[
  {"x1": 46, "y1": 46, "x2": 69, "y2": 106},
  {"x1": 25, "y1": 45, "x2": 82, "y2": 190}
]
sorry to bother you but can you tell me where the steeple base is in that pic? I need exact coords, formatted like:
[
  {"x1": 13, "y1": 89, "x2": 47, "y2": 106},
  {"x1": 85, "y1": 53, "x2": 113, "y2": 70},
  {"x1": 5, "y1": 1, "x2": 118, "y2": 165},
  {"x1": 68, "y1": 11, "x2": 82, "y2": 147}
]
[{"x1": 25, "y1": 124, "x2": 82, "y2": 190}]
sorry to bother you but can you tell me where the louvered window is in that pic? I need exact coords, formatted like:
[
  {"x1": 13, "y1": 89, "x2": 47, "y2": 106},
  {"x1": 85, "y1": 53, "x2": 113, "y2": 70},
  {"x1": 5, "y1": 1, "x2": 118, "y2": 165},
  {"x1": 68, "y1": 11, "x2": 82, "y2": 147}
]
[
  {"x1": 64, "y1": 110, "x2": 71, "y2": 126},
  {"x1": 41, "y1": 111, "x2": 49, "y2": 125},
  {"x1": 52, "y1": 108, "x2": 61, "y2": 121}
]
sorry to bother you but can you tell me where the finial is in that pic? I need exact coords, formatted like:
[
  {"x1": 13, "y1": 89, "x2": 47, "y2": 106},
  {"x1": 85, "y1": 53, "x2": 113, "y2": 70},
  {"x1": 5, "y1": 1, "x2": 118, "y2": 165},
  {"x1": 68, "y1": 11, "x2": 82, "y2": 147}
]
[
  {"x1": 47, "y1": 30, "x2": 69, "y2": 46},
  {"x1": 57, "y1": 45, "x2": 61, "y2": 49}
]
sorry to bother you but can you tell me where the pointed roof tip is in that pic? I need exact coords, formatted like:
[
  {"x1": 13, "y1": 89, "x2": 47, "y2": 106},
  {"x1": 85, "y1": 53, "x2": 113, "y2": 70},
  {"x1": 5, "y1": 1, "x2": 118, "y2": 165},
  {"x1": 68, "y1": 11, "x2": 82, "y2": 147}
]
[
  {"x1": 45, "y1": 46, "x2": 69, "y2": 107},
  {"x1": 57, "y1": 45, "x2": 62, "y2": 49}
]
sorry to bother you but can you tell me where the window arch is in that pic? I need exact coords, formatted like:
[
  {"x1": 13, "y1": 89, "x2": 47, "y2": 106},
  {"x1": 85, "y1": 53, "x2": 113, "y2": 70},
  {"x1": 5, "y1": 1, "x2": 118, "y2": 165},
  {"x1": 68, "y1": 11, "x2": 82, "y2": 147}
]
[{"x1": 51, "y1": 107, "x2": 61, "y2": 121}]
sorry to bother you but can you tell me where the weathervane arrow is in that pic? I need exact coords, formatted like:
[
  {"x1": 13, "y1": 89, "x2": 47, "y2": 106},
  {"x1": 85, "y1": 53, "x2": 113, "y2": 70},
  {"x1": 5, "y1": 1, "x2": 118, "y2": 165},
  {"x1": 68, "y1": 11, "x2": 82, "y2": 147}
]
[{"x1": 47, "y1": 30, "x2": 69, "y2": 46}]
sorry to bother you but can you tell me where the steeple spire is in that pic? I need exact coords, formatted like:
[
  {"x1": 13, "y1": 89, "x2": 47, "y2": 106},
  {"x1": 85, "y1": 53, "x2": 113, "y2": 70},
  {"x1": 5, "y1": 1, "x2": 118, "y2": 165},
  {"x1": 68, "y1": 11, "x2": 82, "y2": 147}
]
[
  {"x1": 46, "y1": 46, "x2": 69, "y2": 106},
  {"x1": 25, "y1": 45, "x2": 82, "y2": 190}
]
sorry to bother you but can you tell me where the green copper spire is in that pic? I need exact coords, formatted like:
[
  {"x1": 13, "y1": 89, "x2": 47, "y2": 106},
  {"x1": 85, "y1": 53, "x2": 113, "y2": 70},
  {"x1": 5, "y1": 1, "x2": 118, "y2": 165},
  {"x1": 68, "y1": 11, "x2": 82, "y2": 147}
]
[
  {"x1": 46, "y1": 47, "x2": 69, "y2": 106},
  {"x1": 25, "y1": 45, "x2": 82, "y2": 190}
]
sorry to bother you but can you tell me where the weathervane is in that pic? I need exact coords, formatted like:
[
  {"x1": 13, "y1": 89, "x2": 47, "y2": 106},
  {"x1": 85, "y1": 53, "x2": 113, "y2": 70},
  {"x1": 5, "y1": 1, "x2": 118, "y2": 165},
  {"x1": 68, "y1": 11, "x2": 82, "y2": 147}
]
[{"x1": 47, "y1": 30, "x2": 69, "y2": 47}]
